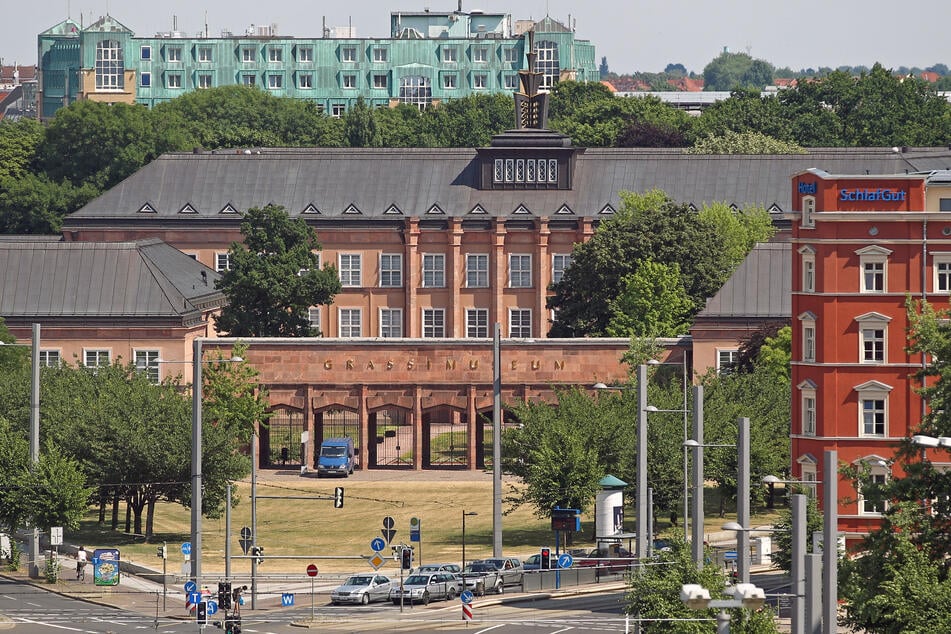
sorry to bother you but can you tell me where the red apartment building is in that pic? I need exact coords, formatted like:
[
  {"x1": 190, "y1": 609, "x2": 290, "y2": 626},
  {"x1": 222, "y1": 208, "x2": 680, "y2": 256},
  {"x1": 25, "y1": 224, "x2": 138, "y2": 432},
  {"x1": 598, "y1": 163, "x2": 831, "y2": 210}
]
[{"x1": 791, "y1": 167, "x2": 951, "y2": 543}]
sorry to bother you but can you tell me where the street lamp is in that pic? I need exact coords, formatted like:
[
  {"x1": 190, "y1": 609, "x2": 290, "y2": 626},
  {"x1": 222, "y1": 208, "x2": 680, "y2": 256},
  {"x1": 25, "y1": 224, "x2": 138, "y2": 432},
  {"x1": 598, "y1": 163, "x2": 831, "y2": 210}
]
[
  {"x1": 683, "y1": 431, "x2": 732, "y2": 571},
  {"x1": 647, "y1": 357, "x2": 690, "y2": 541},
  {"x1": 681, "y1": 582, "x2": 767, "y2": 633},
  {"x1": 461, "y1": 511, "x2": 478, "y2": 569}
]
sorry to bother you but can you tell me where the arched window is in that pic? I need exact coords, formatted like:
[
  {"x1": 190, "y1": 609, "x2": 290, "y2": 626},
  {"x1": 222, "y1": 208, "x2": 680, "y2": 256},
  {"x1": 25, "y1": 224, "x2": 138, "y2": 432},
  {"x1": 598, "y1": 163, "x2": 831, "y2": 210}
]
[
  {"x1": 96, "y1": 40, "x2": 124, "y2": 91},
  {"x1": 534, "y1": 40, "x2": 559, "y2": 88},
  {"x1": 399, "y1": 75, "x2": 432, "y2": 110}
]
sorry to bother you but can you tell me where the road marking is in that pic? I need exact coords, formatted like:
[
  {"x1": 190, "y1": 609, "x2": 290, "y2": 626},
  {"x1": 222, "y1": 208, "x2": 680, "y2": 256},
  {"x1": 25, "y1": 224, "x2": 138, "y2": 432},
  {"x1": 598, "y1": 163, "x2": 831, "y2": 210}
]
[
  {"x1": 474, "y1": 625, "x2": 506, "y2": 634},
  {"x1": 25, "y1": 602, "x2": 41, "y2": 607},
  {"x1": 1, "y1": 596, "x2": 14, "y2": 601},
  {"x1": 13, "y1": 617, "x2": 96, "y2": 632},
  {"x1": 550, "y1": 628, "x2": 576, "y2": 633}
]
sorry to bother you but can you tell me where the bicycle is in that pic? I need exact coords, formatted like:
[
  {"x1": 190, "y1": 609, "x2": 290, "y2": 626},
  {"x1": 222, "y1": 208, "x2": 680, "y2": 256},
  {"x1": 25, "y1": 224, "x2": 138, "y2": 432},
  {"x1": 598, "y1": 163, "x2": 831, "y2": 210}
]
[{"x1": 76, "y1": 560, "x2": 86, "y2": 581}]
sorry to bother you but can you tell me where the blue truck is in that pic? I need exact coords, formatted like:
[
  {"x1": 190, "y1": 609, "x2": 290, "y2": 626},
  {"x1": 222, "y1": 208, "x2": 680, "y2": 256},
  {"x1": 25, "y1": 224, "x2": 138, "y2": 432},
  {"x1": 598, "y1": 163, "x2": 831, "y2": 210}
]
[{"x1": 317, "y1": 437, "x2": 355, "y2": 477}]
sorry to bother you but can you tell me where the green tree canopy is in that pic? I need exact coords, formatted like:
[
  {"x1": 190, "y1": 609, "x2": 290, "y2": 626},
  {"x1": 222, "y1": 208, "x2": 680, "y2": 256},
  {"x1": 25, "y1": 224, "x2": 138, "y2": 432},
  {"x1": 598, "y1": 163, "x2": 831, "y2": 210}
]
[
  {"x1": 606, "y1": 261, "x2": 695, "y2": 338},
  {"x1": 703, "y1": 52, "x2": 775, "y2": 91},
  {"x1": 687, "y1": 130, "x2": 806, "y2": 154},
  {"x1": 0, "y1": 118, "x2": 44, "y2": 180},
  {"x1": 215, "y1": 204, "x2": 341, "y2": 337}
]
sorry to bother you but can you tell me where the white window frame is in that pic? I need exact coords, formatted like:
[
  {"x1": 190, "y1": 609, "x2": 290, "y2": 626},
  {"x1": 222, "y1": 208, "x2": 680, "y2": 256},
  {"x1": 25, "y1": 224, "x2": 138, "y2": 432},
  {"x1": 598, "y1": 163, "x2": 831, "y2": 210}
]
[
  {"x1": 134, "y1": 349, "x2": 161, "y2": 384},
  {"x1": 338, "y1": 308, "x2": 362, "y2": 337},
  {"x1": 379, "y1": 308, "x2": 403, "y2": 338},
  {"x1": 140, "y1": 72, "x2": 151, "y2": 87},
  {"x1": 167, "y1": 73, "x2": 183, "y2": 89},
  {"x1": 422, "y1": 308, "x2": 445, "y2": 338},
  {"x1": 341, "y1": 46, "x2": 357, "y2": 62},
  {"x1": 84, "y1": 349, "x2": 111, "y2": 369},
  {"x1": 373, "y1": 47, "x2": 388, "y2": 63},
  {"x1": 167, "y1": 46, "x2": 182, "y2": 62},
  {"x1": 215, "y1": 252, "x2": 232, "y2": 272},
  {"x1": 268, "y1": 74, "x2": 283, "y2": 89},
  {"x1": 242, "y1": 47, "x2": 256, "y2": 62},
  {"x1": 466, "y1": 308, "x2": 489, "y2": 338},
  {"x1": 379, "y1": 253, "x2": 403, "y2": 287},
  {"x1": 717, "y1": 349, "x2": 738, "y2": 373},
  {"x1": 504, "y1": 47, "x2": 519, "y2": 63},
  {"x1": 799, "y1": 245, "x2": 816, "y2": 293},
  {"x1": 552, "y1": 254, "x2": 572, "y2": 285},
  {"x1": 38, "y1": 350, "x2": 61, "y2": 367},
  {"x1": 473, "y1": 73, "x2": 487, "y2": 89},
  {"x1": 799, "y1": 311, "x2": 816, "y2": 362},
  {"x1": 338, "y1": 254, "x2": 362, "y2": 287},
  {"x1": 856, "y1": 457, "x2": 890, "y2": 515},
  {"x1": 242, "y1": 74, "x2": 256, "y2": 86},
  {"x1": 503, "y1": 74, "x2": 518, "y2": 90},
  {"x1": 95, "y1": 40, "x2": 124, "y2": 91},
  {"x1": 934, "y1": 253, "x2": 951, "y2": 293},
  {"x1": 857, "y1": 245, "x2": 891, "y2": 293},
  {"x1": 268, "y1": 46, "x2": 283, "y2": 63},
  {"x1": 473, "y1": 46, "x2": 488, "y2": 62},
  {"x1": 422, "y1": 254, "x2": 446, "y2": 288},
  {"x1": 855, "y1": 381, "x2": 892, "y2": 438},
  {"x1": 298, "y1": 46, "x2": 314, "y2": 62},
  {"x1": 308, "y1": 307, "x2": 321, "y2": 334},
  {"x1": 198, "y1": 73, "x2": 213, "y2": 89},
  {"x1": 508, "y1": 254, "x2": 532, "y2": 288},
  {"x1": 798, "y1": 381, "x2": 817, "y2": 436},
  {"x1": 197, "y1": 46, "x2": 213, "y2": 63},
  {"x1": 443, "y1": 46, "x2": 458, "y2": 63},
  {"x1": 800, "y1": 462, "x2": 819, "y2": 497},
  {"x1": 509, "y1": 309, "x2": 532, "y2": 338},
  {"x1": 141, "y1": 45, "x2": 152, "y2": 60},
  {"x1": 466, "y1": 254, "x2": 489, "y2": 288},
  {"x1": 373, "y1": 74, "x2": 388, "y2": 89},
  {"x1": 299, "y1": 73, "x2": 313, "y2": 89},
  {"x1": 856, "y1": 312, "x2": 890, "y2": 364},
  {"x1": 801, "y1": 196, "x2": 815, "y2": 228},
  {"x1": 343, "y1": 74, "x2": 357, "y2": 89},
  {"x1": 443, "y1": 74, "x2": 457, "y2": 90},
  {"x1": 331, "y1": 104, "x2": 346, "y2": 117}
]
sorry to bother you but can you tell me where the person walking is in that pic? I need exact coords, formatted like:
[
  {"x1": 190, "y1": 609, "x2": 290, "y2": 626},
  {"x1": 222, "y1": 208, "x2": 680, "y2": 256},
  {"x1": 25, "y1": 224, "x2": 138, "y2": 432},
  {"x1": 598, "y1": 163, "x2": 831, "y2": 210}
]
[{"x1": 76, "y1": 546, "x2": 87, "y2": 581}]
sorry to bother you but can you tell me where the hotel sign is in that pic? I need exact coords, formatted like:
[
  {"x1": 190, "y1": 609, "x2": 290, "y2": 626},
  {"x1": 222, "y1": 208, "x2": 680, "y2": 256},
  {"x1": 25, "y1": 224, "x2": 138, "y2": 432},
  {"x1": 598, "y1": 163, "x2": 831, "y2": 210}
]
[{"x1": 839, "y1": 188, "x2": 906, "y2": 202}]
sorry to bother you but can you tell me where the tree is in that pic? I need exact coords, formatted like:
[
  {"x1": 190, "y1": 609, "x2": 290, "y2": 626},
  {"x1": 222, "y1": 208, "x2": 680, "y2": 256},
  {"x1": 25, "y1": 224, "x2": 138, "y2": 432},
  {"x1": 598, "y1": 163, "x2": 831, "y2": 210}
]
[
  {"x1": 606, "y1": 261, "x2": 694, "y2": 338},
  {"x1": 731, "y1": 323, "x2": 790, "y2": 376},
  {"x1": 688, "y1": 130, "x2": 805, "y2": 154},
  {"x1": 617, "y1": 121, "x2": 687, "y2": 148},
  {"x1": 769, "y1": 491, "x2": 822, "y2": 572},
  {"x1": 215, "y1": 204, "x2": 341, "y2": 337},
  {"x1": 0, "y1": 173, "x2": 98, "y2": 234},
  {"x1": 344, "y1": 97, "x2": 381, "y2": 147},
  {"x1": 0, "y1": 118, "x2": 43, "y2": 180},
  {"x1": 703, "y1": 52, "x2": 775, "y2": 91}
]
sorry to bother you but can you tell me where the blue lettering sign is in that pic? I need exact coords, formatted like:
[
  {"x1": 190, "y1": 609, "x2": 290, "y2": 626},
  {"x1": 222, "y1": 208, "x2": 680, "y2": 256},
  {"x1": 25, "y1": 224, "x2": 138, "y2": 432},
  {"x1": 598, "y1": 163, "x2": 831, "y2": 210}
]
[
  {"x1": 839, "y1": 188, "x2": 907, "y2": 202},
  {"x1": 798, "y1": 182, "x2": 817, "y2": 195}
]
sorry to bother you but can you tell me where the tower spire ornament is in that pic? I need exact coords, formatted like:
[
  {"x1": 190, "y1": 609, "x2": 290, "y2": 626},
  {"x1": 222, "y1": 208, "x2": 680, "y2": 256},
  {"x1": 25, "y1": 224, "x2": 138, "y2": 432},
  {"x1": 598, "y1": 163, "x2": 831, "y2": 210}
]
[{"x1": 514, "y1": 30, "x2": 549, "y2": 130}]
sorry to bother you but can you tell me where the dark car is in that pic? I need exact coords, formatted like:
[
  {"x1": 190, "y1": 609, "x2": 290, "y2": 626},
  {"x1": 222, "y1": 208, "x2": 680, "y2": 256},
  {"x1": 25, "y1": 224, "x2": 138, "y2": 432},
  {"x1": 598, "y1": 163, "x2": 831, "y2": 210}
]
[{"x1": 389, "y1": 572, "x2": 462, "y2": 605}]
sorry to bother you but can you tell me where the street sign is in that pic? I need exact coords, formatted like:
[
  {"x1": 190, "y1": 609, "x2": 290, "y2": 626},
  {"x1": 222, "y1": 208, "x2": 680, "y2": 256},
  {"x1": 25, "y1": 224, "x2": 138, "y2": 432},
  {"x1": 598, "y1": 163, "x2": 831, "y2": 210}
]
[
  {"x1": 409, "y1": 517, "x2": 420, "y2": 543},
  {"x1": 207, "y1": 600, "x2": 218, "y2": 615},
  {"x1": 240, "y1": 526, "x2": 251, "y2": 540},
  {"x1": 306, "y1": 564, "x2": 319, "y2": 577},
  {"x1": 281, "y1": 593, "x2": 295, "y2": 607},
  {"x1": 184, "y1": 581, "x2": 197, "y2": 594},
  {"x1": 181, "y1": 542, "x2": 192, "y2": 556},
  {"x1": 381, "y1": 516, "x2": 397, "y2": 544},
  {"x1": 50, "y1": 527, "x2": 63, "y2": 546},
  {"x1": 460, "y1": 590, "x2": 474, "y2": 603},
  {"x1": 462, "y1": 601, "x2": 473, "y2": 621},
  {"x1": 188, "y1": 591, "x2": 202, "y2": 605},
  {"x1": 557, "y1": 553, "x2": 574, "y2": 569},
  {"x1": 370, "y1": 537, "x2": 386, "y2": 553},
  {"x1": 368, "y1": 553, "x2": 386, "y2": 570},
  {"x1": 724, "y1": 550, "x2": 738, "y2": 561}
]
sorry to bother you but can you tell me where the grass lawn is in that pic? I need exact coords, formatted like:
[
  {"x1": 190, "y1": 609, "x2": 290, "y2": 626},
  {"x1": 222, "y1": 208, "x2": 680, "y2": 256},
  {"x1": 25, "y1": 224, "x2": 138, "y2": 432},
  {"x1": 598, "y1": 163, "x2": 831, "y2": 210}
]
[{"x1": 68, "y1": 476, "x2": 784, "y2": 576}]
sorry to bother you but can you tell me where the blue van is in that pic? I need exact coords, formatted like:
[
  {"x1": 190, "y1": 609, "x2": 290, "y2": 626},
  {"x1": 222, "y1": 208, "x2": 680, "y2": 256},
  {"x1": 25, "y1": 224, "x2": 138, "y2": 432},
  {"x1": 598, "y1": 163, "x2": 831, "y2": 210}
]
[{"x1": 317, "y1": 438, "x2": 355, "y2": 477}]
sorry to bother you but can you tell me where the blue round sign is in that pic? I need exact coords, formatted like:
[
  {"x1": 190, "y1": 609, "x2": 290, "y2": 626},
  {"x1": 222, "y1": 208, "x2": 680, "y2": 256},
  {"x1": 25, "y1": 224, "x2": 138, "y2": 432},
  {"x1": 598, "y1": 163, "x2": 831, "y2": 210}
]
[
  {"x1": 460, "y1": 590, "x2": 474, "y2": 603},
  {"x1": 207, "y1": 600, "x2": 218, "y2": 615},
  {"x1": 370, "y1": 537, "x2": 386, "y2": 553},
  {"x1": 557, "y1": 553, "x2": 574, "y2": 569},
  {"x1": 184, "y1": 580, "x2": 197, "y2": 593},
  {"x1": 181, "y1": 542, "x2": 192, "y2": 556}
]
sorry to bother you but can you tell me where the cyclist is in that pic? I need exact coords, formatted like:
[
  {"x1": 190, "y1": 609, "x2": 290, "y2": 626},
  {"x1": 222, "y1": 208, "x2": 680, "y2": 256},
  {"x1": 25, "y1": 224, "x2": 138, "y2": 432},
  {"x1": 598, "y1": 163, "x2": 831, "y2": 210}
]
[{"x1": 76, "y1": 546, "x2": 87, "y2": 580}]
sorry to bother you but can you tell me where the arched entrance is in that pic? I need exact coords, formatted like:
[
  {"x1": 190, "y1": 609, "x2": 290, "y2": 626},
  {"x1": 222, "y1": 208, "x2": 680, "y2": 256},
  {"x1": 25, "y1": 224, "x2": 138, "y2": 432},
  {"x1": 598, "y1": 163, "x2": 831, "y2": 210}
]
[
  {"x1": 262, "y1": 407, "x2": 304, "y2": 469},
  {"x1": 368, "y1": 407, "x2": 413, "y2": 468}
]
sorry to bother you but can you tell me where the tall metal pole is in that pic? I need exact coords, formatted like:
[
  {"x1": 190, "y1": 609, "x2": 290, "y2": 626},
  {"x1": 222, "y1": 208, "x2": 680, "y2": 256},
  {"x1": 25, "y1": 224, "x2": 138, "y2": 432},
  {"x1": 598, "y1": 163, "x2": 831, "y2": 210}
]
[
  {"x1": 636, "y1": 364, "x2": 648, "y2": 563},
  {"x1": 682, "y1": 359, "x2": 689, "y2": 541},
  {"x1": 225, "y1": 483, "x2": 232, "y2": 580},
  {"x1": 190, "y1": 338, "x2": 203, "y2": 586},
  {"x1": 691, "y1": 385, "x2": 704, "y2": 569},
  {"x1": 251, "y1": 433, "x2": 258, "y2": 609},
  {"x1": 461, "y1": 510, "x2": 466, "y2": 570},
  {"x1": 736, "y1": 417, "x2": 750, "y2": 584},
  {"x1": 805, "y1": 552, "x2": 823, "y2": 634},
  {"x1": 29, "y1": 324, "x2": 40, "y2": 579},
  {"x1": 822, "y1": 450, "x2": 838, "y2": 633},
  {"x1": 647, "y1": 487, "x2": 654, "y2": 559},
  {"x1": 492, "y1": 323, "x2": 502, "y2": 557},
  {"x1": 791, "y1": 493, "x2": 807, "y2": 634}
]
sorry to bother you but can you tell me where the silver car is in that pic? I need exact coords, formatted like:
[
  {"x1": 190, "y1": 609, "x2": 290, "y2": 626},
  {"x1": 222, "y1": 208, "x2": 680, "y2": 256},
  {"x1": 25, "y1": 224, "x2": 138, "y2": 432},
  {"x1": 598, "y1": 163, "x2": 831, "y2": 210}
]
[
  {"x1": 330, "y1": 574, "x2": 393, "y2": 605},
  {"x1": 389, "y1": 572, "x2": 462, "y2": 605}
]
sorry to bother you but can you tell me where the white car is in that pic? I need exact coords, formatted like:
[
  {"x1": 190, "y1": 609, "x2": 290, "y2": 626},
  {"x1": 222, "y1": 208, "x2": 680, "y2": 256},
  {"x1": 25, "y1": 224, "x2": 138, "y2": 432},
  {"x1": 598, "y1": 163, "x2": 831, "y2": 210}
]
[
  {"x1": 330, "y1": 574, "x2": 393, "y2": 605},
  {"x1": 389, "y1": 572, "x2": 462, "y2": 605}
]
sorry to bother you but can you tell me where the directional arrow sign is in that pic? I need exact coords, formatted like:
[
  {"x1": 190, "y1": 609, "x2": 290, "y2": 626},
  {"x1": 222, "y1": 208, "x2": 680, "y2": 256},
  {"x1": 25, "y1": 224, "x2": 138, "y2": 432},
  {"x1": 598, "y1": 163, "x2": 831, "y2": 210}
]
[
  {"x1": 184, "y1": 581, "x2": 197, "y2": 594},
  {"x1": 181, "y1": 542, "x2": 192, "y2": 556},
  {"x1": 370, "y1": 537, "x2": 386, "y2": 553},
  {"x1": 207, "y1": 600, "x2": 219, "y2": 615},
  {"x1": 460, "y1": 590, "x2": 474, "y2": 603},
  {"x1": 557, "y1": 553, "x2": 574, "y2": 569}
]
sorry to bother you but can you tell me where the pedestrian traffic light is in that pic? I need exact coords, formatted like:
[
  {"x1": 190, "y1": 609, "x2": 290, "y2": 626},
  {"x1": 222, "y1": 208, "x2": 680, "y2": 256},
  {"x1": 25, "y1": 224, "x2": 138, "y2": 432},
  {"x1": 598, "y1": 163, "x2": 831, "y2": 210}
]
[
  {"x1": 400, "y1": 546, "x2": 413, "y2": 570},
  {"x1": 334, "y1": 486, "x2": 344, "y2": 508},
  {"x1": 156, "y1": 544, "x2": 167, "y2": 559},
  {"x1": 218, "y1": 581, "x2": 232, "y2": 610},
  {"x1": 196, "y1": 601, "x2": 207, "y2": 624},
  {"x1": 540, "y1": 547, "x2": 551, "y2": 570},
  {"x1": 251, "y1": 546, "x2": 264, "y2": 564}
]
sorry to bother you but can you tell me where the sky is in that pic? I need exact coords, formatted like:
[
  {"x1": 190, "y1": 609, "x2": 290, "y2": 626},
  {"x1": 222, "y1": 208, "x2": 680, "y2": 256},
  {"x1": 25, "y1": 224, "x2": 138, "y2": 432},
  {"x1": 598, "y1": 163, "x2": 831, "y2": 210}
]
[{"x1": 4, "y1": 0, "x2": 950, "y2": 74}]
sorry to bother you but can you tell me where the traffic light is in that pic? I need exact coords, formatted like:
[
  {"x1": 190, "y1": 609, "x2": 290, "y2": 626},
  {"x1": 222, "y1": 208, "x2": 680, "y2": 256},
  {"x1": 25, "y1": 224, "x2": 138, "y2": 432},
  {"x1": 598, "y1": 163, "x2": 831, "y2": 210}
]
[
  {"x1": 334, "y1": 486, "x2": 344, "y2": 508},
  {"x1": 540, "y1": 547, "x2": 552, "y2": 570},
  {"x1": 400, "y1": 546, "x2": 413, "y2": 570},
  {"x1": 156, "y1": 544, "x2": 167, "y2": 559},
  {"x1": 218, "y1": 581, "x2": 232, "y2": 610},
  {"x1": 251, "y1": 546, "x2": 264, "y2": 564},
  {"x1": 196, "y1": 601, "x2": 207, "y2": 625}
]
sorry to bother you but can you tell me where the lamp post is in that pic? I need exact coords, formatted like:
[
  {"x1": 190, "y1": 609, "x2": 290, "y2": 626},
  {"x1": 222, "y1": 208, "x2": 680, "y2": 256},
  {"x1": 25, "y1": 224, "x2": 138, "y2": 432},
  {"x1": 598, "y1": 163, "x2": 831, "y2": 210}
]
[
  {"x1": 461, "y1": 511, "x2": 478, "y2": 570},
  {"x1": 681, "y1": 582, "x2": 767, "y2": 634},
  {"x1": 647, "y1": 357, "x2": 689, "y2": 541},
  {"x1": 683, "y1": 438, "x2": 733, "y2": 568}
]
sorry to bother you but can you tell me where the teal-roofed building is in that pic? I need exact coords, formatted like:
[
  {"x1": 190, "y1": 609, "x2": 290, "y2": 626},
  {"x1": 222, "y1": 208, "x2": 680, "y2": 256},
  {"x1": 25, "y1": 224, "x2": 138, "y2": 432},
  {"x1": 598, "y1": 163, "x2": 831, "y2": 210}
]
[{"x1": 37, "y1": 9, "x2": 598, "y2": 119}]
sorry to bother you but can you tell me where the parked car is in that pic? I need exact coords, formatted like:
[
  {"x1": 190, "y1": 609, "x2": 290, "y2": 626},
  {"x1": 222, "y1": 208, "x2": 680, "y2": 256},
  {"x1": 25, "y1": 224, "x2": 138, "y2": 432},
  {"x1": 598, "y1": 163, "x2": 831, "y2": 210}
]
[
  {"x1": 389, "y1": 572, "x2": 462, "y2": 605},
  {"x1": 459, "y1": 562, "x2": 504, "y2": 596},
  {"x1": 330, "y1": 574, "x2": 393, "y2": 605},
  {"x1": 413, "y1": 563, "x2": 462, "y2": 576},
  {"x1": 474, "y1": 557, "x2": 523, "y2": 587}
]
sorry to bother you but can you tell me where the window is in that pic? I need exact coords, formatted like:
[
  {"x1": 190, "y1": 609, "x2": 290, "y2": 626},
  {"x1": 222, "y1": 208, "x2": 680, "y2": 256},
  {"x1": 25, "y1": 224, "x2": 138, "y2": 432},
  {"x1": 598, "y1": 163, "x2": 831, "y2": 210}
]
[
  {"x1": 466, "y1": 309, "x2": 488, "y2": 337},
  {"x1": 299, "y1": 74, "x2": 313, "y2": 89},
  {"x1": 504, "y1": 47, "x2": 519, "y2": 63},
  {"x1": 399, "y1": 75, "x2": 432, "y2": 109},
  {"x1": 799, "y1": 246, "x2": 816, "y2": 292},
  {"x1": 443, "y1": 74, "x2": 457, "y2": 90},
  {"x1": 342, "y1": 46, "x2": 357, "y2": 62},
  {"x1": 198, "y1": 73, "x2": 213, "y2": 89},
  {"x1": 135, "y1": 350, "x2": 160, "y2": 384},
  {"x1": 503, "y1": 74, "x2": 518, "y2": 90},
  {"x1": 95, "y1": 40, "x2": 124, "y2": 91},
  {"x1": 339, "y1": 309, "x2": 362, "y2": 337},
  {"x1": 473, "y1": 73, "x2": 487, "y2": 89},
  {"x1": 799, "y1": 311, "x2": 816, "y2": 362},
  {"x1": 941, "y1": 198, "x2": 951, "y2": 212},
  {"x1": 380, "y1": 308, "x2": 403, "y2": 337},
  {"x1": 935, "y1": 255, "x2": 951, "y2": 293},
  {"x1": 858, "y1": 460, "x2": 890, "y2": 515},
  {"x1": 167, "y1": 73, "x2": 183, "y2": 88},
  {"x1": 215, "y1": 253, "x2": 232, "y2": 272},
  {"x1": 534, "y1": 40, "x2": 560, "y2": 88},
  {"x1": 856, "y1": 312, "x2": 890, "y2": 364},
  {"x1": 39, "y1": 350, "x2": 61, "y2": 367},
  {"x1": 242, "y1": 74, "x2": 256, "y2": 86},
  {"x1": 298, "y1": 46, "x2": 313, "y2": 62},
  {"x1": 466, "y1": 254, "x2": 489, "y2": 287},
  {"x1": 140, "y1": 72, "x2": 151, "y2": 87},
  {"x1": 141, "y1": 46, "x2": 151, "y2": 60},
  {"x1": 799, "y1": 459, "x2": 819, "y2": 496},
  {"x1": 84, "y1": 349, "x2": 110, "y2": 369},
  {"x1": 799, "y1": 381, "x2": 817, "y2": 436},
  {"x1": 167, "y1": 46, "x2": 182, "y2": 62},
  {"x1": 268, "y1": 74, "x2": 283, "y2": 89},
  {"x1": 509, "y1": 309, "x2": 531, "y2": 337},
  {"x1": 552, "y1": 254, "x2": 572, "y2": 285},
  {"x1": 473, "y1": 46, "x2": 488, "y2": 62},
  {"x1": 857, "y1": 246, "x2": 890, "y2": 293},
  {"x1": 443, "y1": 46, "x2": 458, "y2": 63},
  {"x1": 242, "y1": 47, "x2": 256, "y2": 62},
  {"x1": 379, "y1": 254, "x2": 402, "y2": 287},
  {"x1": 717, "y1": 349, "x2": 738, "y2": 373},
  {"x1": 855, "y1": 381, "x2": 892, "y2": 438},
  {"x1": 197, "y1": 46, "x2": 213, "y2": 62},
  {"x1": 339, "y1": 254, "x2": 362, "y2": 287},
  {"x1": 801, "y1": 196, "x2": 816, "y2": 228},
  {"x1": 308, "y1": 307, "x2": 321, "y2": 334},
  {"x1": 343, "y1": 74, "x2": 357, "y2": 89},
  {"x1": 422, "y1": 309, "x2": 445, "y2": 338},
  {"x1": 373, "y1": 47, "x2": 388, "y2": 62},
  {"x1": 268, "y1": 47, "x2": 283, "y2": 62},
  {"x1": 331, "y1": 103, "x2": 346, "y2": 117},
  {"x1": 508, "y1": 254, "x2": 531, "y2": 288},
  {"x1": 422, "y1": 254, "x2": 445, "y2": 288},
  {"x1": 373, "y1": 74, "x2": 388, "y2": 89}
]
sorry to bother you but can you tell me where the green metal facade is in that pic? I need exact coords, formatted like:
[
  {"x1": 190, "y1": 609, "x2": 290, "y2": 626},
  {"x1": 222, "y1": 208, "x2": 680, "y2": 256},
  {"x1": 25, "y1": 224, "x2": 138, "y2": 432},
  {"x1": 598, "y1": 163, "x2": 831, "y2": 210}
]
[{"x1": 38, "y1": 12, "x2": 597, "y2": 118}]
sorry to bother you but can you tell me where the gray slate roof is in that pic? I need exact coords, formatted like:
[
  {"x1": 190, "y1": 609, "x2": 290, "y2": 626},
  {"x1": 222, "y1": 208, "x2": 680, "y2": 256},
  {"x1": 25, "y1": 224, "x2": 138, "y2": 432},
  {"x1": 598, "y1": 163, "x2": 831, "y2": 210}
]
[
  {"x1": 0, "y1": 238, "x2": 224, "y2": 322},
  {"x1": 64, "y1": 146, "x2": 951, "y2": 225},
  {"x1": 698, "y1": 242, "x2": 791, "y2": 318}
]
